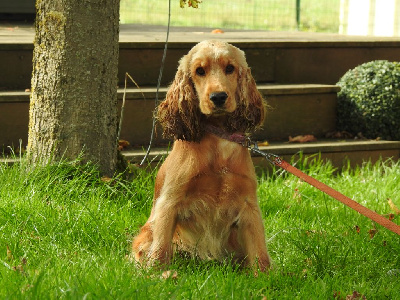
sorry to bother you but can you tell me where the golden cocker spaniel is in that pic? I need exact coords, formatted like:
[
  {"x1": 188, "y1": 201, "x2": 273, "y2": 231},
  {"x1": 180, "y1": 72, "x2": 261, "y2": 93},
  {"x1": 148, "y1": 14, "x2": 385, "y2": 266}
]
[{"x1": 132, "y1": 40, "x2": 271, "y2": 272}]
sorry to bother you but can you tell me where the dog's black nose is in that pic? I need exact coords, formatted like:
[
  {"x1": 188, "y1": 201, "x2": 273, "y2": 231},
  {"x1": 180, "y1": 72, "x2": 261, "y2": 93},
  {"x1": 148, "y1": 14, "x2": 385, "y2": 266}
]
[{"x1": 210, "y1": 92, "x2": 228, "y2": 107}]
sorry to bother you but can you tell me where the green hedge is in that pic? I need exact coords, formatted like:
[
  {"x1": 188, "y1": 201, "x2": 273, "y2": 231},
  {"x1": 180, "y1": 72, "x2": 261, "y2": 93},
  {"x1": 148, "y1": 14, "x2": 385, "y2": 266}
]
[{"x1": 336, "y1": 60, "x2": 400, "y2": 140}]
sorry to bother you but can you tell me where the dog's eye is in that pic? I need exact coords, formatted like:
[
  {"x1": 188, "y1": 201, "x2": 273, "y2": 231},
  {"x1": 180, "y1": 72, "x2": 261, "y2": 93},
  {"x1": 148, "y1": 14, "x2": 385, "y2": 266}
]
[
  {"x1": 225, "y1": 64, "x2": 235, "y2": 74},
  {"x1": 196, "y1": 67, "x2": 206, "y2": 76}
]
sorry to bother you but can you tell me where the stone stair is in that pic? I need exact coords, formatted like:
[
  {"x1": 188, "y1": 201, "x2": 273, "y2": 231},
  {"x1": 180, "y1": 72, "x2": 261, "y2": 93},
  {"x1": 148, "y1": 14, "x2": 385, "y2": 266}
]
[
  {"x1": 1, "y1": 24, "x2": 400, "y2": 168},
  {"x1": 0, "y1": 84, "x2": 338, "y2": 146}
]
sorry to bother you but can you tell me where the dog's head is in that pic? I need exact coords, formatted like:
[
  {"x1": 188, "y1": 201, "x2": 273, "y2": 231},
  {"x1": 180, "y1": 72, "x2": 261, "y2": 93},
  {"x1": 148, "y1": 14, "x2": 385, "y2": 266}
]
[{"x1": 158, "y1": 40, "x2": 266, "y2": 142}]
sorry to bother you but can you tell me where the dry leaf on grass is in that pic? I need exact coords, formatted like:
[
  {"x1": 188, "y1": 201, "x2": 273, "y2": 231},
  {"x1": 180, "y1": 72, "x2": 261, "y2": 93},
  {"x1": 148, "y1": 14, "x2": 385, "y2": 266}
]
[
  {"x1": 368, "y1": 227, "x2": 378, "y2": 239},
  {"x1": 100, "y1": 176, "x2": 113, "y2": 183},
  {"x1": 388, "y1": 198, "x2": 400, "y2": 215},
  {"x1": 383, "y1": 213, "x2": 395, "y2": 221},
  {"x1": 346, "y1": 290, "x2": 366, "y2": 300},
  {"x1": 6, "y1": 245, "x2": 13, "y2": 261}
]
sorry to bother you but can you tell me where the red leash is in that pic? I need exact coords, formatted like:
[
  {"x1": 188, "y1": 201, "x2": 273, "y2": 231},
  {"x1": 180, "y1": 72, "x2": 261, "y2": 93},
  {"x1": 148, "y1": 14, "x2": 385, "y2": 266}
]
[
  {"x1": 246, "y1": 140, "x2": 400, "y2": 236},
  {"x1": 274, "y1": 157, "x2": 400, "y2": 236}
]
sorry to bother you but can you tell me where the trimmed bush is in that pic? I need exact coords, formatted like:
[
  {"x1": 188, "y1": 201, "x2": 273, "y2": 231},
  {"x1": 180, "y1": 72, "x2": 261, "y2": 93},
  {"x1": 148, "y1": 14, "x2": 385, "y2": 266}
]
[{"x1": 336, "y1": 60, "x2": 400, "y2": 140}]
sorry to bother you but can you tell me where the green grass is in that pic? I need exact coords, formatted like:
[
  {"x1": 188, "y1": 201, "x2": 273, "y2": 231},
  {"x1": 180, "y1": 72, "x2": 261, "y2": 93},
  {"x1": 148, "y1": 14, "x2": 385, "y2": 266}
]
[
  {"x1": 120, "y1": 0, "x2": 341, "y2": 33},
  {"x1": 1, "y1": 156, "x2": 400, "y2": 299}
]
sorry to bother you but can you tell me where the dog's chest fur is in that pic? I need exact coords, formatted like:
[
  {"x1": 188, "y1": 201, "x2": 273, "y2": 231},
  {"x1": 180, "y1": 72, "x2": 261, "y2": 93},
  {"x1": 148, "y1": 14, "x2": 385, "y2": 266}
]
[{"x1": 158, "y1": 135, "x2": 258, "y2": 259}]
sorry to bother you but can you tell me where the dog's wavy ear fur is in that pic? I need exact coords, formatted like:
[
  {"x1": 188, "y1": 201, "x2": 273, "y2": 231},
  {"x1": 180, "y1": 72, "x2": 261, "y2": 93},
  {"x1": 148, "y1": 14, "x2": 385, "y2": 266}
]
[
  {"x1": 157, "y1": 61, "x2": 203, "y2": 142},
  {"x1": 228, "y1": 66, "x2": 266, "y2": 133}
]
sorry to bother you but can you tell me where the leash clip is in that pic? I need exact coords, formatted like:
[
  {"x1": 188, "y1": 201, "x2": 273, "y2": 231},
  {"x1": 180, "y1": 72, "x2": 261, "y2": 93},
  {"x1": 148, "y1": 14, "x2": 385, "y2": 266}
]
[{"x1": 243, "y1": 139, "x2": 282, "y2": 166}]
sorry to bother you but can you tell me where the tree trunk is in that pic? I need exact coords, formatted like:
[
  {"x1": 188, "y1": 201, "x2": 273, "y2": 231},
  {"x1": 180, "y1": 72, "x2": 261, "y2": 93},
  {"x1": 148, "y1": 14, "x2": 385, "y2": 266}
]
[{"x1": 28, "y1": 0, "x2": 120, "y2": 176}]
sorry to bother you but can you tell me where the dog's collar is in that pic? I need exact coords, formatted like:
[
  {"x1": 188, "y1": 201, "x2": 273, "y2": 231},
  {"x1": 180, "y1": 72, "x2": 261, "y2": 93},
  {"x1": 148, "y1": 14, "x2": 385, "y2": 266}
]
[{"x1": 205, "y1": 124, "x2": 247, "y2": 144}]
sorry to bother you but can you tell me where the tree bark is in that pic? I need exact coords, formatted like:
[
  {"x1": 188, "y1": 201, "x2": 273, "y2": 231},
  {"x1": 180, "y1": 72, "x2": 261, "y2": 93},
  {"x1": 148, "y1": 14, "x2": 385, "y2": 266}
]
[{"x1": 28, "y1": 0, "x2": 120, "y2": 176}]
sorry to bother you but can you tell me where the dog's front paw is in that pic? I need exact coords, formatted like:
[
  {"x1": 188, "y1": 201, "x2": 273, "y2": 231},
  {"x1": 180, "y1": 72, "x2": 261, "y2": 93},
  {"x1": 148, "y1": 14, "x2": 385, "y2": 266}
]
[
  {"x1": 256, "y1": 255, "x2": 272, "y2": 274},
  {"x1": 247, "y1": 255, "x2": 272, "y2": 277},
  {"x1": 147, "y1": 247, "x2": 173, "y2": 268}
]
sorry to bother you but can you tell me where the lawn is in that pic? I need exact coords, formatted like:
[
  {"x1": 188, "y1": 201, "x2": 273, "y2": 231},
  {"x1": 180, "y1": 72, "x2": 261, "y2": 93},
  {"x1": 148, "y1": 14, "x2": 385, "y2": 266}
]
[
  {"x1": 120, "y1": 0, "x2": 341, "y2": 33},
  {"x1": 0, "y1": 156, "x2": 399, "y2": 299}
]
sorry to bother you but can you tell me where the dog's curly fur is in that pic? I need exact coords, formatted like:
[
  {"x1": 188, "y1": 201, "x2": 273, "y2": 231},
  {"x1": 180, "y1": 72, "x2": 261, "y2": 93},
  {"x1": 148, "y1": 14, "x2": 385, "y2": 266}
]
[{"x1": 132, "y1": 40, "x2": 271, "y2": 272}]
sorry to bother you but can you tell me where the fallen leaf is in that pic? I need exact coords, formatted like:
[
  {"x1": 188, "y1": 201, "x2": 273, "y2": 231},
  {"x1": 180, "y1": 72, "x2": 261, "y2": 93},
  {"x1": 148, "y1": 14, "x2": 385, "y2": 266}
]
[
  {"x1": 386, "y1": 213, "x2": 395, "y2": 221},
  {"x1": 368, "y1": 228, "x2": 378, "y2": 239},
  {"x1": 333, "y1": 291, "x2": 341, "y2": 299},
  {"x1": 118, "y1": 139, "x2": 130, "y2": 151},
  {"x1": 12, "y1": 264, "x2": 24, "y2": 273},
  {"x1": 101, "y1": 176, "x2": 113, "y2": 183},
  {"x1": 257, "y1": 140, "x2": 269, "y2": 146},
  {"x1": 288, "y1": 135, "x2": 317, "y2": 143},
  {"x1": 211, "y1": 29, "x2": 224, "y2": 34},
  {"x1": 354, "y1": 225, "x2": 361, "y2": 234},
  {"x1": 388, "y1": 198, "x2": 400, "y2": 215},
  {"x1": 6, "y1": 245, "x2": 13, "y2": 261},
  {"x1": 346, "y1": 290, "x2": 366, "y2": 300}
]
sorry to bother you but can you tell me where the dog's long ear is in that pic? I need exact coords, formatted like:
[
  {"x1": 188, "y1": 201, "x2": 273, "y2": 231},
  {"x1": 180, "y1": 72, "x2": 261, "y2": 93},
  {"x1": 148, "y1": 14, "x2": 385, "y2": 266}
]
[
  {"x1": 230, "y1": 67, "x2": 266, "y2": 133},
  {"x1": 157, "y1": 61, "x2": 203, "y2": 142}
]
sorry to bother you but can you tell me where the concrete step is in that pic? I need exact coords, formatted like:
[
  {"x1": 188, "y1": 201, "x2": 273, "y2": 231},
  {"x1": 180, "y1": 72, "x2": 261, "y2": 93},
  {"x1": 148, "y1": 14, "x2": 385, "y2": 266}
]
[
  {"x1": 115, "y1": 139, "x2": 400, "y2": 171},
  {"x1": 2, "y1": 140, "x2": 400, "y2": 172},
  {"x1": 1, "y1": 24, "x2": 400, "y2": 89},
  {"x1": 0, "y1": 83, "x2": 339, "y2": 149},
  {"x1": 116, "y1": 139, "x2": 400, "y2": 170}
]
